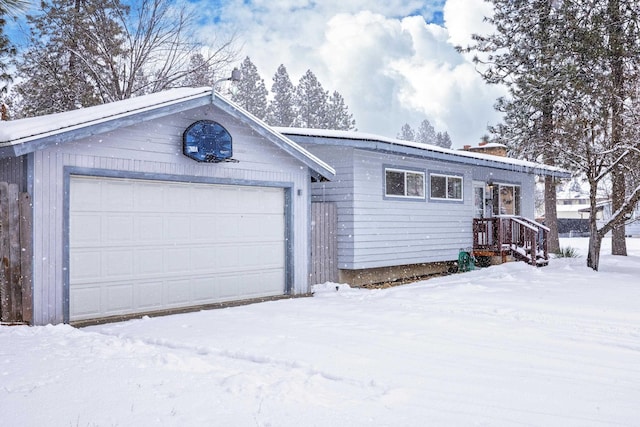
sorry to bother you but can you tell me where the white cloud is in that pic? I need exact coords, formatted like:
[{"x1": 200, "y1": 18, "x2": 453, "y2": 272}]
[
  {"x1": 202, "y1": 0, "x2": 505, "y2": 147},
  {"x1": 443, "y1": 0, "x2": 494, "y2": 47}
]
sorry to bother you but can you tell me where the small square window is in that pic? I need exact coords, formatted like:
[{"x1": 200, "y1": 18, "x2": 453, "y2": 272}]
[
  {"x1": 430, "y1": 173, "x2": 463, "y2": 201},
  {"x1": 385, "y1": 168, "x2": 425, "y2": 199}
]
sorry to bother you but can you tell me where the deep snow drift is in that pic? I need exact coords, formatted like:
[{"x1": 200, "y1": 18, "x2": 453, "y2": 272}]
[{"x1": 1, "y1": 238, "x2": 639, "y2": 426}]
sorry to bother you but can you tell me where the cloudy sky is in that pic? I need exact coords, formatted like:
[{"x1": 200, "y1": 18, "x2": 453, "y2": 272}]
[
  {"x1": 9, "y1": 0, "x2": 505, "y2": 148},
  {"x1": 198, "y1": 0, "x2": 506, "y2": 148}
]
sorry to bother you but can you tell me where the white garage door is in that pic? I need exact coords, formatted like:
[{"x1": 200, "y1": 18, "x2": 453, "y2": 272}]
[{"x1": 69, "y1": 176, "x2": 286, "y2": 321}]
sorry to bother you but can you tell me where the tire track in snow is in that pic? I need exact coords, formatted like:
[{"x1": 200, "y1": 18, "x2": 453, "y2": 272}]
[{"x1": 89, "y1": 328, "x2": 391, "y2": 401}]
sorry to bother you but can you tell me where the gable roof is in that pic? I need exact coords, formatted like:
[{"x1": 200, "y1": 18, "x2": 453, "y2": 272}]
[
  {"x1": 0, "y1": 88, "x2": 335, "y2": 180},
  {"x1": 276, "y1": 128, "x2": 571, "y2": 179}
]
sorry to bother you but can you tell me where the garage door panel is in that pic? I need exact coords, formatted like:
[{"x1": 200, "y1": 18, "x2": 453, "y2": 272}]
[
  {"x1": 106, "y1": 284, "x2": 134, "y2": 312},
  {"x1": 70, "y1": 251, "x2": 102, "y2": 281},
  {"x1": 166, "y1": 248, "x2": 190, "y2": 273},
  {"x1": 190, "y1": 215, "x2": 239, "y2": 241},
  {"x1": 104, "y1": 180, "x2": 134, "y2": 210},
  {"x1": 70, "y1": 176, "x2": 286, "y2": 321},
  {"x1": 137, "y1": 215, "x2": 164, "y2": 241},
  {"x1": 104, "y1": 250, "x2": 134, "y2": 277},
  {"x1": 236, "y1": 270, "x2": 284, "y2": 296},
  {"x1": 135, "y1": 281, "x2": 163, "y2": 309},
  {"x1": 135, "y1": 249, "x2": 164, "y2": 274},
  {"x1": 168, "y1": 185, "x2": 191, "y2": 212},
  {"x1": 167, "y1": 215, "x2": 191, "y2": 240},
  {"x1": 136, "y1": 182, "x2": 164, "y2": 210},
  {"x1": 165, "y1": 279, "x2": 191, "y2": 305},
  {"x1": 70, "y1": 285, "x2": 102, "y2": 317},
  {"x1": 71, "y1": 214, "x2": 102, "y2": 243},
  {"x1": 105, "y1": 215, "x2": 134, "y2": 242},
  {"x1": 245, "y1": 217, "x2": 285, "y2": 241},
  {"x1": 192, "y1": 278, "x2": 218, "y2": 301},
  {"x1": 242, "y1": 243, "x2": 284, "y2": 267},
  {"x1": 71, "y1": 180, "x2": 102, "y2": 210}
]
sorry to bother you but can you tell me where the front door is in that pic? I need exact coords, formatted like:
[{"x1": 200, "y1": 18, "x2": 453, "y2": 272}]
[{"x1": 473, "y1": 181, "x2": 487, "y2": 218}]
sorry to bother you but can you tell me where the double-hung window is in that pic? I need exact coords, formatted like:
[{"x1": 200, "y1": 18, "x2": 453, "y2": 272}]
[
  {"x1": 430, "y1": 173, "x2": 463, "y2": 201},
  {"x1": 385, "y1": 168, "x2": 425, "y2": 199}
]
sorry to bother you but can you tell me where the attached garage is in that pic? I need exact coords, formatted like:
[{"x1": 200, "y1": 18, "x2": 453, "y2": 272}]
[
  {"x1": 0, "y1": 87, "x2": 334, "y2": 325},
  {"x1": 69, "y1": 176, "x2": 287, "y2": 321}
]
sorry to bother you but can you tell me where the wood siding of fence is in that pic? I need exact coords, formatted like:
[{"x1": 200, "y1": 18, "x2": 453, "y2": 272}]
[
  {"x1": 0, "y1": 182, "x2": 32, "y2": 324},
  {"x1": 310, "y1": 202, "x2": 338, "y2": 285}
]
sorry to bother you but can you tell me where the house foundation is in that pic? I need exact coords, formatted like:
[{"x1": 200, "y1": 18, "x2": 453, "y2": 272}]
[{"x1": 338, "y1": 262, "x2": 456, "y2": 287}]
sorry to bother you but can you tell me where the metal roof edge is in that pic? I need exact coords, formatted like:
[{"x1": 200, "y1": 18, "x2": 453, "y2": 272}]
[{"x1": 277, "y1": 128, "x2": 571, "y2": 178}]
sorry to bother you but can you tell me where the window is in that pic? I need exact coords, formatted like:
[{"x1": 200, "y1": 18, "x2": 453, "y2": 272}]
[
  {"x1": 430, "y1": 173, "x2": 463, "y2": 201},
  {"x1": 492, "y1": 184, "x2": 521, "y2": 215},
  {"x1": 385, "y1": 168, "x2": 425, "y2": 199}
]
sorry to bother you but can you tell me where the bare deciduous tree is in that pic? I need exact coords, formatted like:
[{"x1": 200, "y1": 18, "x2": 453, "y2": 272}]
[{"x1": 13, "y1": 0, "x2": 239, "y2": 117}]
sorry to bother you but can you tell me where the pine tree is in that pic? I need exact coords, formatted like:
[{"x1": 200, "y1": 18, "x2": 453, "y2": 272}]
[
  {"x1": 416, "y1": 119, "x2": 436, "y2": 145},
  {"x1": 12, "y1": 0, "x2": 111, "y2": 116},
  {"x1": 0, "y1": 0, "x2": 28, "y2": 93},
  {"x1": 463, "y1": 0, "x2": 568, "y2": 254},
  {"x1": 182, "y1": 53, "x2": 214, "y2": 87},
  {"x1": 12, "y1": 0, "x2": 238, "y2": 117},
  {"x1": 0, "y1": 0, "x2": 28, "y2": 12},
  {"x1": 0, "y1": 17, "x2": 15, "y2": 94},
  {"x1": 231, "y1": 56, "x2": 268, "y2": 120},
  {"x1": 326, "y1": 91, "x2": 356, "y2": 130},
  {"x1": 466, "y1": 0, "x2": 640, "y2": 270},
  {"x1": 294, "y1": 69, "x2": 328, "y2": 128},
  {"x1": 435, "y1": 131, "x2": 452, "y2": 149},
  {"x1": 397, "y1": 123, "x2": 415, "y2": 141},
  {"x1": 266, "y1": 64, "x2": 296, "y2": 127}
]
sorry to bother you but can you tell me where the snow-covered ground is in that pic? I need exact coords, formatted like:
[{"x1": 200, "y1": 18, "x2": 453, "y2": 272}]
[{"x1": 2, "y1": 238, "x2": 640, "y2": 426}]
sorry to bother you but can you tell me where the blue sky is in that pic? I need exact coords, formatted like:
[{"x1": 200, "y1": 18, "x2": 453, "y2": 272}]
[{"x1": 7, "y1": 0, "x2": 504, "y2": 147}]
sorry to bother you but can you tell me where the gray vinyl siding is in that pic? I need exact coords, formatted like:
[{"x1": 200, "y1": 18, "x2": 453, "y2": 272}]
[
  {"x1": 349, "y1": 149, "x2": 472, "y2": 269},
  {"x1": 29, "y1": 104, "x2": 312, "y2": 325},
  {"x1": 304, "y1": 144, "x2": 538, "y2": 271}
]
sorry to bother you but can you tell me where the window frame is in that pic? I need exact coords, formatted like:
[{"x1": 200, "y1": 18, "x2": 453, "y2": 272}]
[
  {"x1": 491, "y1": 183, "x2": 521, "y2": 216},
  {"x1": 383, "y1": 167, "x2": 426, "y2": 200},
  {"x1": 429, "y1": 172, "x2": 464, "y2": 202}
]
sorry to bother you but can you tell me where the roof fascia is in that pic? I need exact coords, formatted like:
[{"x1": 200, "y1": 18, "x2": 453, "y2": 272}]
[{"x1": 286, "y1": 133, "x2": 570, "y2": 179}]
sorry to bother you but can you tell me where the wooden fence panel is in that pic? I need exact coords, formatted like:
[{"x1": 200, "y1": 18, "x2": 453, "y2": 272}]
[
  {"x1": 20, "y1": 193, "x2": 33, "y2": 324},
  {"x1": 0, "y1": 182, "x2": 8, "y2": 321},
  {"x1": 310, "y1": 202, "x2": 338, "y2": 285},
  {"x1": 0, "y1": 182, "x2": 32, "y2": 324}
]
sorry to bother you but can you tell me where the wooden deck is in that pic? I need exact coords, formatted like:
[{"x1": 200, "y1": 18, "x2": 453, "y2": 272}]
[{"x1": 472, "y1": 216, "x2": 549, "y2": 267}]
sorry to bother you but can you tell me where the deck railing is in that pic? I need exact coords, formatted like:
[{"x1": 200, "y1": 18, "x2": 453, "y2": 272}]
[{"x1": 472, "y1": 216, "x2": 549, "y2": 266}]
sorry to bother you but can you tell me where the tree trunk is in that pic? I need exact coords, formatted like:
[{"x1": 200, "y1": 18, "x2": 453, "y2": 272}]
[
  {"x1": 544, "y1": 175, "x2": 560, "y2": 253},
  {"x1": 586, "y1": 226, "x2": 602, "y2": 271},
  {"x1": 540, "y1": 0, "x2": 560, "y2": 254},
  {"x1": 609, "y1": 0, "x2": 627, "y2": 256},
  {"x1": 611, "y1": 168, "x2": 627, "y2": 255}
]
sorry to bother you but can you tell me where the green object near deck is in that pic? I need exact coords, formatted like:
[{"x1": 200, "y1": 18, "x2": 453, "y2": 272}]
[{"x1": 458, "y1": 250, "x2": 475, "y2": 272}]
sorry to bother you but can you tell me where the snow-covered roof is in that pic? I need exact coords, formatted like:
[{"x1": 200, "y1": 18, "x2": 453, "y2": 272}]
[
  {"x1": 276, "y1": 128, "x2": 571, "y2": 178},
  {"x1": 474, "y1": 142, "x2": 507, "y2": 149},
  {"x1": 0, "y1": 88, "x2": 213, "y2": 147},
  {"x1": 0, "y1": 88, "x2": 335, "y2": 180}
]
